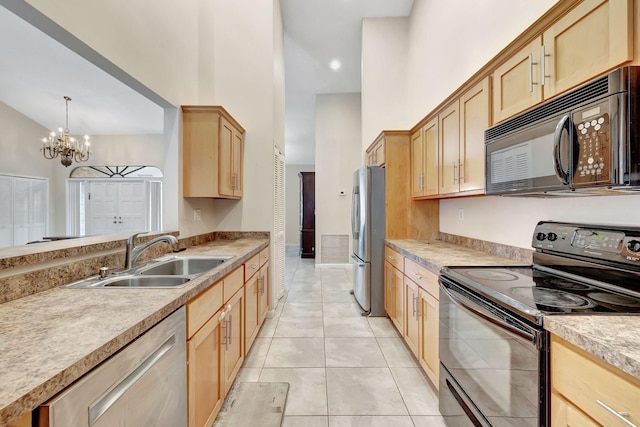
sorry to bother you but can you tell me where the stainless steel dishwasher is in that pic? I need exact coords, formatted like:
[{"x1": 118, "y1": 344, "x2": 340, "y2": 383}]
[{"x1": 38, "y1": 307, "x2": 187, "y2": 426}]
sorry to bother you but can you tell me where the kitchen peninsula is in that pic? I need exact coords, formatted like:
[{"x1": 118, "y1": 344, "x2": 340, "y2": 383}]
[{"x1": 0, "y1": 232, "x2": 268, "y2": 426}]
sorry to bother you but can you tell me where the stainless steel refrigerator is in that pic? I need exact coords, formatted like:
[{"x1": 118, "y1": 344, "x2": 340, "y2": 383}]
[{"x1": 351, "y1": 166, "x2": 385, "y2": 316}]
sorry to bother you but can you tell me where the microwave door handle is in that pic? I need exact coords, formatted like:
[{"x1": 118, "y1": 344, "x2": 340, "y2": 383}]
[{"x1": 553, "y1": 114, "x2": 571, "y2": 185}]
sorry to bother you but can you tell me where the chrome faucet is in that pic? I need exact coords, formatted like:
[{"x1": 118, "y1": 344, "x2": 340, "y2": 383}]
[{"x1": 125, "y1": 232, "x2": 179, "y2": 269}]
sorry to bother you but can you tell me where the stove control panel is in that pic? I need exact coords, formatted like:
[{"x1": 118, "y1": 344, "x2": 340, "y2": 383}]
[{"x1": 532, "y1": 221, "x2": 640, "y2": 265}]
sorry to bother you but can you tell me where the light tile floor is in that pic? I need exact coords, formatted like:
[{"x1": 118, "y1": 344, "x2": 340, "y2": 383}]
[{"x1": 230, "y1": 250, "x2": 446, "y2": 427}]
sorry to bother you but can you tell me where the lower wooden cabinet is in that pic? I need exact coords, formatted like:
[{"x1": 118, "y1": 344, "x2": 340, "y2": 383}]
[
  {"x1": 385, "y1": 261, "x2": 404, "y2": 334},
  {"x1": 244, "y1": 272, "x2": 260, "y2": 352},
  {"x1": 258, "y1": 262, "x2": 269, "y2": 324},
  {"x1": 384, "y1": 245, "x2": 440, "y2": 389},
  {"x1": 551, "y1": 334, "x2": 640, "y2": 427},
  {"x1": 222, "y1": 288, "x2": 244, "y2": 396},
  {"x1": 186, "y1": 249, "x2": 269, "y2": 427},
  {"x1": 551, "y1": 393, "x2": 599, "y2": 427},
  {"x1": 418, "y1": 287, "x2": 439, "y2": 388},
  {"x1": 404, "y1": 277, "x2": 420, "y2": 356},
  {"x1": 187, "y1": 307, "x2": 224, "y2": 427}
]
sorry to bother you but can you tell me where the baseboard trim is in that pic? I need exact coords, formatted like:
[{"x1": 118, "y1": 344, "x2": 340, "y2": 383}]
[{"x1": 315, "y1": 263, "x2": 352, "y2": 269}]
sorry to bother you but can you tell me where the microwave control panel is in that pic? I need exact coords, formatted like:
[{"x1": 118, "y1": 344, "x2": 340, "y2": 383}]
[{"x1": 572, "y1": 102, "x2": 612, "y2": 186}]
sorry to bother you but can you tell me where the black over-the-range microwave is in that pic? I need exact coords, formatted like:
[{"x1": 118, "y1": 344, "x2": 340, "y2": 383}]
[{"x1": 485, "y1": 66, "x2": 640, "y2": 196}]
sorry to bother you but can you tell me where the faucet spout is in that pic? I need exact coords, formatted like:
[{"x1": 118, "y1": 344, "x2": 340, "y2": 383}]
[{"x1": 125, "y1": 233, "x2": 179, "y2": 269}]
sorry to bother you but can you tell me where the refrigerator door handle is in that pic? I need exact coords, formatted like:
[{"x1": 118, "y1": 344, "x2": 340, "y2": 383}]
[
  {"x1": 351, "y1": 255, "x2": 366, "y2": 267},
  {"x1": 351, "y1": 186, "x2": 359, "y2": 240}
]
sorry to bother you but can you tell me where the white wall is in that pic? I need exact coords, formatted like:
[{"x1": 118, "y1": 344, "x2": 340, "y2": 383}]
[
  {"x1": 361, "y1": 17, "x2": 410, "y2": 150},
  {"x1": 285, "y1": 164, "x2": 314, "y2": 246},
  {"x1": 315, "y1": 93, "x2": 361, "y2": 263}
]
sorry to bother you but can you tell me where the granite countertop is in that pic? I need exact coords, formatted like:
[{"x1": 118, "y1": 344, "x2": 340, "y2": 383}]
[
  {"x1": 0, "y1": 237, "x2": 268, "y2": 425},
  {"x1": 386, "y1": 239, "x2": 530, "y2": 273},
  {"x1": 387, "y1": 238, "x2": 640, "y2": 382}
]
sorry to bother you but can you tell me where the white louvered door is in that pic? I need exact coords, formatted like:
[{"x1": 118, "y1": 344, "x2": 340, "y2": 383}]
[{"x1": 273, "y1": 147, "x2": 286, "y2": 302}]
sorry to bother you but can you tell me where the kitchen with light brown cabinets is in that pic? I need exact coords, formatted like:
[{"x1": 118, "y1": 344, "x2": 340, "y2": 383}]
[{"x1": 182, "y1": 106, "x2": 245, "y2": 199}]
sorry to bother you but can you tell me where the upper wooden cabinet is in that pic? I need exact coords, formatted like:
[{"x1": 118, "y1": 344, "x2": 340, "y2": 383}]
[
  {"x1": 182, "y1": 106, "x2": 245, "y2": 199},
  {"x1": 493, "y1": 0, "x2": 632, "y2": 123},
  {"x1": 411, "y1": 118, "x2": 438, "y2": 198},
  {"x1": 366, "y1": 136, "x2": 386, "y2": 167},
  {"x1": 438, "y1": 101, "x2": 461, "y2": 195},
  {"x1": 412, "y1": 77, "x2": 488, "y2": 199},
  {"x1": 458, "y1": 78, "x2": 490, "y2": 193},
  {"x1": 379, "y1": 131, "x2": 410, "y2": 239}
]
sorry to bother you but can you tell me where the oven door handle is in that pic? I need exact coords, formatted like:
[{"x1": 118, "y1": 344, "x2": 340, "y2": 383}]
[{"x1": 440, "y1": 282, "x2": 542, "y2": 348}]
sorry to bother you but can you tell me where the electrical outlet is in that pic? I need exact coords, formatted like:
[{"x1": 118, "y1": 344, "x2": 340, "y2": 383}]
[
  {"x1": 194, "y1": 209, "x2": 201, "y2": 221},
  {"x1": 458, "y1": 208, "x2": 464, "y2": 221}
]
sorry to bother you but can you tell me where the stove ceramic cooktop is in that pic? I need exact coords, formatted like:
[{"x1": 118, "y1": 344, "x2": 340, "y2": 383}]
[{"x1": 443, "y1": 266, "x2": 640, "y2": 319}]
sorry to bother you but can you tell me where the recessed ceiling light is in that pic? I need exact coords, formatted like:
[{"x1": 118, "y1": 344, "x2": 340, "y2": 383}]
[{"x1": 329, "y1": 59, "x2": 342, "y2": 71}]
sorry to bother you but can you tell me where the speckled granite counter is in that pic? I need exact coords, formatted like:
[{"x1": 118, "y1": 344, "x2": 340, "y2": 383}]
[
  {"x1": 544, "y1": 316, "x2": 640, "y2": 379},
  {"x1": 385, "y1": 239, "x2": 530, "y2": 273},
  {"x1": 0, "y1": 237, "x2": 268, "y2": 425},
  {"x1": 387, "y1": 238, "x2": 640, "y2": 382}
]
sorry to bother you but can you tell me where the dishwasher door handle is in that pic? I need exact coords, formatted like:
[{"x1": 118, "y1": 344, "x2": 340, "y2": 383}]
[{"x1": 88, "y1": 333, "x2": 177, "y2": 425}]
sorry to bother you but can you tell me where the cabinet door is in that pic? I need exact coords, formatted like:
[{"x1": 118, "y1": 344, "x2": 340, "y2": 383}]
[
  {"x1": 404, "y1": 277, "x2": 420, "y2": 357},
  {"x1": 232, "y1": 130, "x2": 243, "y2": 196},
  {"x1": 459, "y1": 78, "x2": 490, "y2": 193},
  {"x1": 410, "y1": 129, "x2": 424, "y2": 198},
  {"x1": 374, "y1": 140, "x2": 385, "y2": 166},
  {"x1": 543, "y1": 0, "x2": 632, "y2": 99},
  {"x1": 493, "y1": 37, "x2": 543, "y2": 123},
  {"x1": 188, "y1": 308, "x2": 223, "y2": 427},
  {"x1": 258, "y1": 263, "x2": 270, "y2": 323},
  {"x1": 387, "y1": 264, "x2": 404, "y2": 333},
  {"x1": 222, "y1": 289, "x2": 244, "y2": 395},
  {"x1": 219, "y1": 116, "x2": 235, "y2": 198},
  {"x1": 423, "y1": 118, "x2": 439, "y2": 196},
  {"x1": 438, "y1": 101, "x2": 461, "y2": 195},
  {"x1": 418, "y1": 288, "x2": 439, "y2": 389},
  {"x1": 244, "y1": 274, "x2": 259, "y2": 352},
  {"x1": 551, "y1": 393, "x2": 599, "y2": 427},
  {"x1": 384, "y1": 261, "x2": 396, "y2": 319}
]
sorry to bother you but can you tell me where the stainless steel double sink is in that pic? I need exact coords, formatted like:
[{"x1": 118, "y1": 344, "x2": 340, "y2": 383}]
[{"x1": 63, "y1": 256, "x2": 233, "y2": 289}]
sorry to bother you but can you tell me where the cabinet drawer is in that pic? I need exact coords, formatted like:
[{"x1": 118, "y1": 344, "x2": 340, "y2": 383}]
[
  {"x1": 551, "y1": 335, "x2": 640, "y2": 427},
  {"x1": 244, "y1": 253, "x2": 261, "y2": 282},
  {"x1": 223, "y1": 267, "x2": 244, "y2": 303},
  {"x1": 403, "y1": 258, "x2": 438, "y2": 298},
  {"x1": 187, "y1": 280, "x2": 223, "y2": 339},
  {"x1": 385, "y1": 246, "x2": 403, "y2": 271},
  {"x1": 259, "y1": 246, "x2": 270, "y2": 267}
]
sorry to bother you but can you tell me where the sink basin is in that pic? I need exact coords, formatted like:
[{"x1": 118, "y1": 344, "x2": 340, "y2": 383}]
[
  {"x1": 137, "y1": 256, "x2": 233, "y2": 276},
  {"x1": 63, "y1": 255, "x2": 232, "y2": 289},
  {"x1": 101, "y1": 275, "x2": 192, "y2": 288},
  {"x1": 64, "y1": 275, "x2": 192, "y2": 289}
]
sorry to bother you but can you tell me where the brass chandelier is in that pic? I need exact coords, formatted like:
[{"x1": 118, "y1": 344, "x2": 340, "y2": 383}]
[{"x1": 41, "y1": 96, "x2": 91, "y2": 167}]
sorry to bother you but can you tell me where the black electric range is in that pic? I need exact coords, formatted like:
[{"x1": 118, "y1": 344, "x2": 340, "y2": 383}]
[
  {"x1": 442, "y1": 221, "x2": 640, "y2": 325},
  {"x1": 438, "y1": 221, "x2": 640, "y2": 427}
]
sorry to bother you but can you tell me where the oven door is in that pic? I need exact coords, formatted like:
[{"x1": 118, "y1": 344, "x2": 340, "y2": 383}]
[{"x1": 439, "y1": 276, "x2": 547, "y2": 427}]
